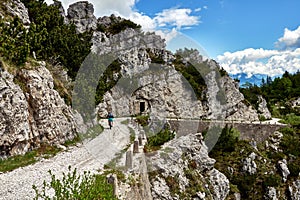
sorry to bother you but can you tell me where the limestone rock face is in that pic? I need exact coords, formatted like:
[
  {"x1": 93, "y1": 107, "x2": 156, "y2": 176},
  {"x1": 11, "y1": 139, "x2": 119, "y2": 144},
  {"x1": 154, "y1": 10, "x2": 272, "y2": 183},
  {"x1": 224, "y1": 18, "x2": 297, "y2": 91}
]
[
  {"x1": 264, "y1": 187, "x2": 278, "y2": 200},
  {"x1": 278, "y1": 159, "x2": 290, "y2": 182},
  {"x1": 291, "y1": 97, "x2": 300, "y2": 110},
  {"x1": 91, "y1": 28, "x2": 165, "y2": 56},
  {"x1": 221, "y1": 75, "x2": 259, "y2": 121},
  {"x1": 242, "y1": 152, "x2": 257, "y2": 175},
  {"x1": 96, "y1": 47, "x2": 259, "y2": 121},
  {"x1": 267, "y1": 131, "x2": 283, "y2": 152},
  {"x1": 0, "y1": 71, "x2": 31, "y2": 157},
  {"x1": 3, "y1": 0, "x2": 30, "y2": 25},
  {"x1": 20, "y1": 62, "x2": 78, "y2": 143},
  {"x1": 148, "y1": 133, "x2": 230, "y2": 199},
  {"x1": 257, "y1": 95, "x2": 272, "y2": 119},
  {"x1": 289, "y1": 180, "x2": 300, "y2": 200},
  {"x1": 0, "y1": 63, "x2": 80, "y2": 157},
  {"x1": 67, "y1": 1, "x2": 97, "y2": 33},
  {"x1": 96, "y1": 48, "x2": 204, "y2": 119}
]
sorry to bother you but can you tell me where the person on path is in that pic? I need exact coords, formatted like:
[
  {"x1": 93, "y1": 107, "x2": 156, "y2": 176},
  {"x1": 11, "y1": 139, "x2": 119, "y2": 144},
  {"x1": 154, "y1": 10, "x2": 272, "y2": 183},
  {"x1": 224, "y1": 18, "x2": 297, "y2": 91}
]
[{"x1": 107, "y1": 112, "x2": 114, "y2": 129}]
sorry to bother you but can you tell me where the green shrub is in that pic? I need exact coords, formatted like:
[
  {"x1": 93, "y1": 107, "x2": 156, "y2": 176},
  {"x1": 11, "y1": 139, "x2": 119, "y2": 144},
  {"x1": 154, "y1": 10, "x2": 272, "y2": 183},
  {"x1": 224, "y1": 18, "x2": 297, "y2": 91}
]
[
  {"x1": 280, "y1": 127, "x2": 300, "y2": 157},
  {"x1": 263, "y1": 174, "x2": 281, "y2": 188},
  {"x1": 172, "y1": 52, "x2": 207, "y2": 101},
  {"x1": 135, "y1": 115, "x2": 150, "y2": 127},
  {"x1": 266, "y1": 151, "x2": 285, "y2": 162},
  {"x1": 33, "y1": 166, "x2": 117, "y2": 200},
  {"x1": 144, "y1": 128, "x2": 175, "y2": 152},
  {"x1": 106, "y1": 19, "x2": 141, "y2": 35},
  {"x1": 0, "y1": 17, "x2": 30, "y2": 65},
  {"x1": 288, "y1": 158, "x2": 300, "y2": 177},
  {"x1": 21, "y1": 0, "x2": 92, "y2": 79},
  {"x1": 209, "y1": 125, "x2": 240, "y2": 155},
  {"x1": 165, "y1": 175, "x2": 180, "y2": 196},
  {"x1": 95, "y1": 59, "x2": 122, "y2": 104},
  {"x1": 232, "y1": 174, "x2": 257, "y2": 198},
  {"x1": 259, "y1": 115, "x2": 267, "y2": 121},
  {"x1": 0, "y1": 144, "x2": 60, "y2": 172},
  {"x1": 279, "y1": 113, "x2": 300, "y2": 127}
]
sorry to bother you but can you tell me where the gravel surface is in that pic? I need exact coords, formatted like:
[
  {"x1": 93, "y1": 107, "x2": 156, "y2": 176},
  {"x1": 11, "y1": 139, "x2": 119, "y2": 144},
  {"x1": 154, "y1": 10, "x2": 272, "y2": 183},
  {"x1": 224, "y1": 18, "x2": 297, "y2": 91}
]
[{"x1": 0, "y1": 118, "x2": 131, "y2": 200}]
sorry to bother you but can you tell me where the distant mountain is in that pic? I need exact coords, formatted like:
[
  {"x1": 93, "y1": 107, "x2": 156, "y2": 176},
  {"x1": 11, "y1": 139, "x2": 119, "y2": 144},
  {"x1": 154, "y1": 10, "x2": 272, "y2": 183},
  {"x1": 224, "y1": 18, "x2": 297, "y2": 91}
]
[{"x1": 230, "y1": 73, "x2": 267, "y2": 87}]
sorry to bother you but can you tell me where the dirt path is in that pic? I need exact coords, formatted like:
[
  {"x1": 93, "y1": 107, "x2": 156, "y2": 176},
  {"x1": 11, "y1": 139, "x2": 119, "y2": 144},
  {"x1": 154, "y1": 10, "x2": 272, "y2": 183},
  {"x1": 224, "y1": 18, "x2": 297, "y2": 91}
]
[{"x1": 0, "y1": 118, "x2": 131, "y2": 200}]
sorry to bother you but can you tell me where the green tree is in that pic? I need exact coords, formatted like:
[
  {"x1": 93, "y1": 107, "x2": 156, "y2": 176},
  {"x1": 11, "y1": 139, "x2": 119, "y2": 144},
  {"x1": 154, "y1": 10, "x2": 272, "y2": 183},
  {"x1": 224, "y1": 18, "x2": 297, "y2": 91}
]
[{"x1": 0, "y1": 17, "x2": 30, "y2": 65}]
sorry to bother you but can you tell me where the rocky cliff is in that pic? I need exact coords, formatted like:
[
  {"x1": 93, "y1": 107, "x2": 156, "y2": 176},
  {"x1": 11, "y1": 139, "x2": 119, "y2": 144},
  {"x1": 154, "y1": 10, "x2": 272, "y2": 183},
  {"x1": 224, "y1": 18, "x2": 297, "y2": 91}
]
[
  {"x1": 0, "y1": 0, "x2": 258, "y2": 159},
  {"x1": 0, "y1": 61, "x2": 80, "y2": 158},
  {"x1": 64, "y1": 1, "x2": 259, "y2": 121},
  {"x1": 148, "y1": 133, "x2": 230, "y2": 199},
  {"x1": 0, "y1": 0, "x2": 30, "y2": 25}
]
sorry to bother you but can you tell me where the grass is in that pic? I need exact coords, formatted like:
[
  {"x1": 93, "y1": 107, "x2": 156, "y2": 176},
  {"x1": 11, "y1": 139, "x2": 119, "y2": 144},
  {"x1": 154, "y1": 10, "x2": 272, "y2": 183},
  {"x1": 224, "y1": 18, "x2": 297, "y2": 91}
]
[
  {"x1": 0, "y1": 124, "x2": 103, "y2": 173},
  {"x1": 121, "y1": 119, "x2": 129, "y2": 125},
  {"x1": 33, "y1": 166, "x2": 118, "y2": 200},
  {"x1": 279, "y1": 113, "x2": 300, "y2": 126},
  {"x1": 144, "y1": 129, "x2": 175, "y2": 152},
  {"x1": 129, "y1": 127, "x2": 135, "y2": 142},
  {"x1": 135, "y1": 115, "x2": 149, "y2": 127},
  {"x1": 0, "y1": 144, "x2": 60, "y2": 172}
]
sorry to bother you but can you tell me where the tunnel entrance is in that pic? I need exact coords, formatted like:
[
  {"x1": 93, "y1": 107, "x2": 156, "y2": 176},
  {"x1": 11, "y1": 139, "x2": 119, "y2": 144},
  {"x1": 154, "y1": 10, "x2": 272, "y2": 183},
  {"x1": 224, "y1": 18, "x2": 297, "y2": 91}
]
[{"x1": 140, "y1": 102, "x2": 145, "y2": 113}]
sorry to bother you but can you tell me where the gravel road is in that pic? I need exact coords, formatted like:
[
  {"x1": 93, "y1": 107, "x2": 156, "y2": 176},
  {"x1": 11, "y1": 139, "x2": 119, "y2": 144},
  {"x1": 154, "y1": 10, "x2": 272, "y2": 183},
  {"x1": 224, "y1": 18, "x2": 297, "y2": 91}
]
[{"x1": 0, "y1": 118, "x2": 131, "y2": 200}]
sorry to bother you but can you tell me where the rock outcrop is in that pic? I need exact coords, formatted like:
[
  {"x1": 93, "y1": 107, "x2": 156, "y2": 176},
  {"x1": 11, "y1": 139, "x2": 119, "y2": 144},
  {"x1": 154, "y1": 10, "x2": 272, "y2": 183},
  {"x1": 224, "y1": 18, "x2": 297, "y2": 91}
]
[
  {"x1": 257, "y1": 95, "x2": 272, "y2": 119},
  {"x1": 0, "y1": 62, "x2": 80, "y2": 158},
  {"x1": 64, "y1": 1, "x2": 259, "y2": 122},
  {"x1": 96, "y1": 47, "x2": 259, "y2": 121},
  {"x1": 148, "y1": 133, "x2": 230, "y2": 199},
  {"x1": 242, "y1": 152, "x2": 257, "y2": 175},
  {"x1": 278, "y1": 159, "x2": 290, "y2": 182},
  {"x1": 67, "y1": 1, "x2": 97, "y2": 33},
  {"x1": 1, "y1": 0, "x2": 30, "y2": 25},
  {"x1": 289, "y1": 180, "x2": 300, "y2": 200},
  {"x1": 264, "y1": 187, "x2": 278, "y2": 200},
  {"x1": 221, "y1": 75, "x2": 259, "y2": 121},
  {"x1": 97, "y1": 59, "x2": 204, "y2": 119},
  {"x1": 0, "y1": 70, "x2": 31, "y2": 157}
]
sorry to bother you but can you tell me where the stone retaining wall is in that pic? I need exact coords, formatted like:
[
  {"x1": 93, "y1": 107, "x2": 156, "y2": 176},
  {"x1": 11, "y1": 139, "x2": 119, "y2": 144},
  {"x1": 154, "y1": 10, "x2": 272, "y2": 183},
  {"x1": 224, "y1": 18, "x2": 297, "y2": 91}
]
[{"x1": 168, "y1": 120, "x2": 286, "y2": 143}]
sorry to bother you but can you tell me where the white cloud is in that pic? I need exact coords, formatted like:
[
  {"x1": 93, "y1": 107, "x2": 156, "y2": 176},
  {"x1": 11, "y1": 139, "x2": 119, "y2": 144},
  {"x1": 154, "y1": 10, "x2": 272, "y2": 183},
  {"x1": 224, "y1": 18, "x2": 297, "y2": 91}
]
[
  {"x1": 128, "y1": 12, "x2": 156, "y2": 31},
  {"x1": 275, "y1": 26, "x2": 300, "y2": 50},
  {"x1": 217, "y1": 48, "x2": 300, "y2": 77},
  {"x1": 203, "y1": 5, "x2": 208, "y2": 10},
  {"x1": 155, "y1": 28, "x2": 178, "y2": 43},
  {"x1": 45, "y1": 0, "x2": 200, "y2": 42},
  {"x1": 154, "y1": 8, "x2": 200, "y2": 29},
  {"x1": 217, "y1": 26, "x2": 300, "y2": 78},
  {"x1": 46, "y1": 0, "x2": 137, "y2": 17},
  {"x1": 194, "y1": 8, "x2": 202, "y2": 12}
]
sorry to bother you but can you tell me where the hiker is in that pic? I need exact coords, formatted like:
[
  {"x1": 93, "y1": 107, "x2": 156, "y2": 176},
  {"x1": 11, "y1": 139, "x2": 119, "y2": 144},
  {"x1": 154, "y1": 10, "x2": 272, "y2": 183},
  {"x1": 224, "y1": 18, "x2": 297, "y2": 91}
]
[{"x1": 107, "y1": 112, "x2": 114, "y2": 129}]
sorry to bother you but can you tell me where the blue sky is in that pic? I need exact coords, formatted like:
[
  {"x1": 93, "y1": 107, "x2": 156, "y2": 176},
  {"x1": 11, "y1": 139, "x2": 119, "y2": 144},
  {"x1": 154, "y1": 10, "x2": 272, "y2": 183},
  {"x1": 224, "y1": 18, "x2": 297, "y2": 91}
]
[{"x1": 46, "y1": 0, "x2": 300, "y2": 77}]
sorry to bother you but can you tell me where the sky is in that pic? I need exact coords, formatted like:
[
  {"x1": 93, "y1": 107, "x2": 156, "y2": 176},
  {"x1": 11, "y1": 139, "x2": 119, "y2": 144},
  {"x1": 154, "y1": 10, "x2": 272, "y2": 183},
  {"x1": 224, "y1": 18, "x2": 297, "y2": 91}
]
[{"x1": 45, "y1": 0, "x2": 300, "y2": 78}]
